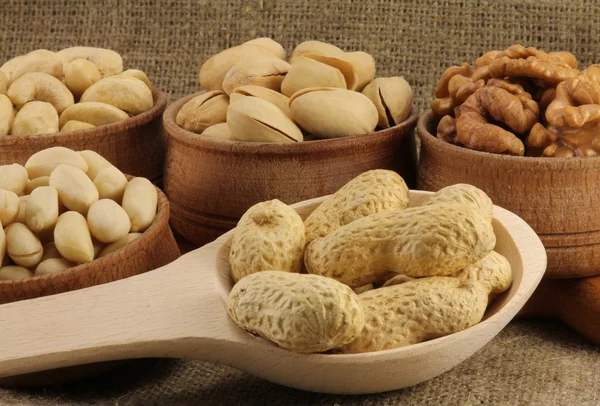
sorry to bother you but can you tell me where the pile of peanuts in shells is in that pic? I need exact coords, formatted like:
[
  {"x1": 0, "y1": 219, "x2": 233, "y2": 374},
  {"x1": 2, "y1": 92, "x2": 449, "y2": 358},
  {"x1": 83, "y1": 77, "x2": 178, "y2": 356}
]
[
  {"x1": 176, "y1": 38, "x2": 414, "y2": 142},
  {"x1": 227, "y1": 170, "x2": 513, "y2": 354},
  {"x1": 0, "y1": 47, "x2": 154, "y2": 136},
  {"x1": 0, "y1": 147, "x2": 157, "y2": 280}
]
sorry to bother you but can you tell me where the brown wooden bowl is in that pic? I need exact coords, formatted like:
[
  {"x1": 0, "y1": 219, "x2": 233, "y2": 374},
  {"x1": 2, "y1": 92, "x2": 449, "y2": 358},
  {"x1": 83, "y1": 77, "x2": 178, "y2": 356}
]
[
  {"x1": 0, "y1": 86, "x2": 168, "y2": 185},
  {"x1": 417, "y1": 109, "x2": 600, "y2": 279},
  {"x1": 163, "y1": 91, "x2": 419, "y2": 247}
]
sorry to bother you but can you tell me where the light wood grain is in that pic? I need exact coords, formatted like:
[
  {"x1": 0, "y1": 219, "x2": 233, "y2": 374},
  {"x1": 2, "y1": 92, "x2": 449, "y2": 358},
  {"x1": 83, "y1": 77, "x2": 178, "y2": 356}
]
[
  {"x1": 162, "y1": 91, "x2": 419, "y2": 246},
  {"x1": 0, "y1": 191, "x2": 547, "y2": 394}
]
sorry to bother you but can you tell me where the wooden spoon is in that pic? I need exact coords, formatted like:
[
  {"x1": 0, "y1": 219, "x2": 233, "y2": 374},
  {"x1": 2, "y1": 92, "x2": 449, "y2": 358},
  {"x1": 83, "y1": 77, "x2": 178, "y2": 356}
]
[{"x1": 0, "y1": 192, "x2": 547, "y2": 395}]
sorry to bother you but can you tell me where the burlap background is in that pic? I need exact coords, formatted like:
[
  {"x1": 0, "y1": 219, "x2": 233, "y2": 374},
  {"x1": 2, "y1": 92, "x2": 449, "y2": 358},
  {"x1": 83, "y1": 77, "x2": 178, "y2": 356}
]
[{"x1": 2, "y1": 0, "x2": 600, "y2": 404}]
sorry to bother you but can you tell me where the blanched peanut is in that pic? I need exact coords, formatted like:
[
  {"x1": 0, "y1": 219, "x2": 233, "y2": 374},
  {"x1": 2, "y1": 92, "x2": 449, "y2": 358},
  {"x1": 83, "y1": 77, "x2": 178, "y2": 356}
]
[
  {"x1": 5, "y1": 223, "x2": 43, "y2": 268},
  {"x1": 15, "y1": 196, "x2": 27, "y2": 224},
  {"x1": 0, "y1": 266, "x2": 33, "y2": 281},
  {"x1": 54, "y1": 211, "x2": 94, "y2": 263},
  {"x1": 25, "y1": 186, "x2": 59, "y2": 233},
  {"x1": 35, "y1": 258, "x2": 75, "y2": 276},
  {"x1": 93, "y1": 166, "x2": 128, "y2": 202},
  {"x1": 121, "y1": 178, "x2": 157, "y2": 232},
  {"x1": 0, "y1": 163, "x2": 28, "y2": 195},
  {"x1": 0, "y1": 223, "x2": 5, "y2": 265},
  {"x1": 0, "y1": 189, "x2": 20, "y2": 226},
  {"x1": 87, "y1": 199, "x2": 131, "y2": 243},
  {"x1": 25, "y1": 146, "x2": 88, "y2": 179},
  {"x1": 40, "y1": 241, "x2": 62, "y2": 261},
  {"x1": 49, "y1": 164, "x2": 99, "y2": 214},
  {"x1": 99, "y1": 233, "x2": 141, "y2": 257},
  {"x1": 25, "y1": 176, "x2": 50, "y2": 195},
  {"x1": 79, "y1": 150, "x2": 113, "y2": 180}
]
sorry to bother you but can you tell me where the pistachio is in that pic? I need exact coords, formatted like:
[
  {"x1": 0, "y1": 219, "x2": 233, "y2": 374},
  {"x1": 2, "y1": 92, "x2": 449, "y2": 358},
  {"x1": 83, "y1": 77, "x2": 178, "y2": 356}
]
[
  {"x1": 280, "y1": 54, "x2": 357, "y2": 97},
  {"x1": 176, "y1": 91, "x2": 229, "y2": 134},
  {"x1": 0, "y1": 94, "x2": 14, "y2": 135},
  {"x1": 199, "y1": 44, "x2": 275, "y2": 91},
  {"x1": 290, "y1": 87, "x2": 378, "y2": 138},
  {"x1": 222, "y1": 55, "x2": 290, "y2": 95},
  {"x1": 230, "y1": 85, "x2": 291, "y2": 116},
  {"x1": 362, "y1": 77, "x2": 413, "y2": 128},
  {"x1": 244, "y1": 38, "x2": 287, "y2": 60},
  {"x1": 201, "y1": 123, "x2": 235, "y2": 141},
  {"x1": 290, "y1": 40, "x2": 344, "y2": 64},
  {"x1": 342, "y1": 51, "x2": 376, "y2": 92},
  {"x1": 227, "y1": 97, "x2": 303, "y2": 143}
]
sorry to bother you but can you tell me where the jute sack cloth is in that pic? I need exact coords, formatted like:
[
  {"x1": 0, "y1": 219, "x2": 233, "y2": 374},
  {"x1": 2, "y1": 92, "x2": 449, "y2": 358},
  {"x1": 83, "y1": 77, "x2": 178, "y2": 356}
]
[{"x1": 1, "y1": 0, "x2": 600, "y2": 404}]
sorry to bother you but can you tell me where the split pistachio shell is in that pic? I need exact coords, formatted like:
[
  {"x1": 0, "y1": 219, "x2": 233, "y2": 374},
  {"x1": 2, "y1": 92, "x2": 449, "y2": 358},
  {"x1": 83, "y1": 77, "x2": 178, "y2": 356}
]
[
  {"x1": 0, "y1": 190, "x2": 19, "y2": 226},
  {"x1": 8, "y1": 72, "x2": 74, "y2": 114},
  {"x1": 0, "y1": 71, "x2": 8, "y2": 94},
  {"x1": 227, "y1": 96, "x2": 303, "y2": 143},
  {"x1": 290, "y1": 40, "x2": 344, "y2": 64},
  {"x1": 281, "y1": 55, "x2": 355, "y2": 97},
  {"x1": 25, "y1": 146, "x2": 89, "y2": 179},
  {"x1": 64, "y1": 58, "x2": 101, "y2": 98},
  {"x1": 199, "y1": 44, "x2": 275, "y2": 91},
  {"x1": 93, "y1": 166, "x2": 128, "y2": 202},
  {"x1": 0, "y1": 49, "x2": 63, "y2": 85},
  {"x1": 5, "y1": 223, "x2": 43, "y2": 268},
  {"x1": 176, "y1": 91, "x2": 229, "y2": 134},
  {"x1": 99, "y1": 232, "x2": 141, "y2": 258},
  {"x1": 0, "y1": 94, "x2": 14, "y2": 135},
  {"x1": 79, "y1": 150, "x2": 113, "y2": 180},
  {"x1": 0, "y1": 163, "x2": 28, "y2": 195},
  {"x1": 54, "y1": 211, "x2": 94, "y2": 263},
  {"x1": 0, "y1": 266, "x2": 33, "y2": 281},
  {"x1": 362, "y1": 77, "x2": 413, "y2": 128},
  {"x1": 60, "y1": 120, "x2": 95, "y2": 132},
  {"x1": 35, "y1": 258, "x2": 75, "y2": 276},
  {"x1": 87, "y1": 199, "x2": 131, "y2": 243},
  {"x1": 119, "y1": 69, "x2": 151, "y2": 87},
  {"x1": 56, "y1": 47, "x2": 123, "y2": 78},
  {"x1": 11, "y1": 101, "x2": 59, "y2": 136},
  {"x1": 59, "y1": 102, "x2": 129, "y2": 128},
  {"x1": 25, "y1": 176, "x2": 50, "y2": 195},
  {"x1": 244, "y1": 38, "x2": 287, "y2": 60},
  {"x1": 230, "y1": 85, "x2": 291, "y2": 116},
  {"x1": 290, "y1": 87, "x2": 378, "y2": 138},
  {"x1": 121, "y1": 177, "x2": 157, "y2": 232},
  {"x1": 222, "y1": 55, "x2": 291, "y2": 95},
  {"x1": 49, "y1": 164, "x2": 99, "y2": 214},
  {"x1": 201, "y1": 123, "x2": 235, "y2": 141},
  {"x1": 80, "y1": 76, "x2": 153, "y2": 115},
  {"x1": 25, "y1": 186, "x2": 59, "y2": 233},
  {"x1": 342, "y1": 52, "x2": 376, "y2": 92}
]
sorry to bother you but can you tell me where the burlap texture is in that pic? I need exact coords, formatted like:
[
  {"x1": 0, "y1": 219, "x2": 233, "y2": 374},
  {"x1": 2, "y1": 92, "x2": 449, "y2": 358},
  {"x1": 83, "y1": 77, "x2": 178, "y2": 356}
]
[{"x1": 2, "y1": 0, "x2": 600, "y2": 404}]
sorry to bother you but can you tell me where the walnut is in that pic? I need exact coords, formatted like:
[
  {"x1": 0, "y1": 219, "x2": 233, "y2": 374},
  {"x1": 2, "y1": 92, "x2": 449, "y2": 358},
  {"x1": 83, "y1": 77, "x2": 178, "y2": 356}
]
[
  {"x1": 431, "y1": 63, "x2": 482, "y2": 118},
  {"x1": 583, "y1": 65, "x2": 600, "y2": 83},
  {"x1": 528, "y1": 124, "x2": 600, "y2": 157},
  {"x1": 437, "y1": 115, "x2": 457, "y2": 144}
]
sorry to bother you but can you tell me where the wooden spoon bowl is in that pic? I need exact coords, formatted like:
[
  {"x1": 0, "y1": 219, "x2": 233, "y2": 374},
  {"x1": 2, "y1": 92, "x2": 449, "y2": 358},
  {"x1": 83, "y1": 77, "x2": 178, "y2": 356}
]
[
  {"x1": 0, "y1": 191, "x2": 546, "y2": 394},
  {"x1": 417, "y1": 110, "x2": 600, "y2": 279},
  {"x1": 0, "y1": 87, "x2": 167, "y2": 184},
  {"x1": 163, "y1": 91, "x2": 419, "y2": 247}
]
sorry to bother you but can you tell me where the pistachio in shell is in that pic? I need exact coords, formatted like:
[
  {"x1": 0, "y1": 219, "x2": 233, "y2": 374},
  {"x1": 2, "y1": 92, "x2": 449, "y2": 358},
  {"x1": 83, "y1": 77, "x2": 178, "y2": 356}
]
[
  {"x1": 362, "y1": 77, "x2": 413, "y2": 128},
  {"x1": 201, "y1": 122, "x2": 235, "y2": 141},
  {"x1": 290, "y1": 40, "x2": 344, "y2": 64},
  {"x1": 290, "y1": 87, "x2": 378, "y2": 139},
  {"x1": 342, "y1": 51, "x2": 376, "y2": 92},
  {"x1": 176, "y1": 91, "x2": 229, "y2": 134},
  {"x1": 222, "y1": 55, "x2": 290, "y2": 95},
  {"x1": 243, "y1": 38, "x2": 287, "y2": 60},
  {"x1": 230, "y1": 85, "x2": 291, "y2": 116},
  {"x1": 199, "y1": 44, "x2": 278, "y2": 91},
  {"x1": 281, "y1": 54, "x2": 358, "y2": 97},
  {"x1": 227, "y1": 96, "x2": 303, "y2": 143}
]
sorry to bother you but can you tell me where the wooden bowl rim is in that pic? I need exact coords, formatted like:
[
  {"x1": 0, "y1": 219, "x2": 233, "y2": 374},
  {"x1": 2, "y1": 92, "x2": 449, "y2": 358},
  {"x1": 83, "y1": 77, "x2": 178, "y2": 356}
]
[
  {"x1": 0, "y1": 86, "x2": 167, "y2": 147},
  {"x1": 0, "y1": 183, "x2": 171, "y2": 292},
  {"x1": 418, "y1": 109, "x2": 600, "y2": 168},
  {"x1": 163, "y1": 90, "x2": 419, "y2": 155}
]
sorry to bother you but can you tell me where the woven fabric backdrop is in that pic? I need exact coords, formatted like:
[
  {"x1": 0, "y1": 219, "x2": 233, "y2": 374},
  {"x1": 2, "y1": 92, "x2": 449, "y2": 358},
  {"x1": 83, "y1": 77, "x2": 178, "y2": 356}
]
[{"x1": 2, "y1": 0, "x2": 600, "y2": 404}]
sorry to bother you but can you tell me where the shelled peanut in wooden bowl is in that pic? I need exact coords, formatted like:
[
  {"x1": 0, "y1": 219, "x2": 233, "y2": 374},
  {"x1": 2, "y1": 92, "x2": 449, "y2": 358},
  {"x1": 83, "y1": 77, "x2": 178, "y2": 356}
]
[
  {"x1": 418, "y1": 44, "x2": 600, "y2": 279},
  {"x1": 163, "y1": 38, "x2": 418, "y2": 246},
  {"x1": 0, "y1": 47, "x2": 167, "y2": 184}
]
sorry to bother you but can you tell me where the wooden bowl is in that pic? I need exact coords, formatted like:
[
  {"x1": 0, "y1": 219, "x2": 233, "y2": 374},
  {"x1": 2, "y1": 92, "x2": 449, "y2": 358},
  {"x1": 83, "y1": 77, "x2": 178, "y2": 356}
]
[
  {"x1": 0, "y1": 191, "x2": 547, "y2": 394},
  {"x1": 163, "y1": 91, "x2": 419, "y2": 246},
  {"x1": 417, "y1": 109, "x2": 600, "y2": 279},
  {"x1": 0, "y1": 87, "x2": 168, "y2": 185}
]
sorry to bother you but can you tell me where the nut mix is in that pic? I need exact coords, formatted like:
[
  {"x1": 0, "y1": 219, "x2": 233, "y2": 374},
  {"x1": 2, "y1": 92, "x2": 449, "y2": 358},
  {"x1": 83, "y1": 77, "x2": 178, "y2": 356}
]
[
  {"x1": 431, "y1": 44, "x2": 600, "y2": 157},
  {"x1": 177, "y1": 38, "x2": 414, "y2": 142},
  {"x1": 226, "y1": 170, "x2": 513, "y2": 354},
  {"x1": 0, "y1": 147, "x2": 158, "y2": 282},
  {"x1": 0, "y1": 47, "x2": 154, "y2": 137}
]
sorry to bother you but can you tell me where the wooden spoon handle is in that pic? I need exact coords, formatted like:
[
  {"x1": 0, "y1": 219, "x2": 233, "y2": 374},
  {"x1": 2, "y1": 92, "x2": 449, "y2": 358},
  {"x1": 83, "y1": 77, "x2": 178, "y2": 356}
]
[{"x1": 520, "y1": 277, "x2": 600, "y2": 345}]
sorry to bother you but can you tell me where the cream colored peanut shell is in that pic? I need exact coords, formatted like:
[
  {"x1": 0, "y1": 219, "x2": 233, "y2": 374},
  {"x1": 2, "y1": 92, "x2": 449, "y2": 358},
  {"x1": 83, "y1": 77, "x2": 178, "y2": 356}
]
[
  {"x1": 59, "y1": 102, "x2": 129, "y2": 128},
  {"x1": 227, "y1": 97, "x2": 302, "y2": 143},
  {"x1": 99, "y1": 232, "x2": 141, "y2": 258},
  {"x1": 80, "y1": 76, "x2": 153, "y2": 115},
  {"x1": 0, "y1": 265, "x2": 33, "y2": 281},
  {"x1": 118, "y1": 69, "x2": 151, "y2": 88},
  {"x1": 0, "y1": 190, "x2": 20, "y2": 227},
  {"x1": 222, "y1": 55, "x2": 290, "y2": 95},
  {"x1": 60, "y1": 120, "x2": 95, "y2": 132},
  {"x1": 290, "y1": 88, "x2": 378, "y2": 139},
  {"x1": 87, "y1": 199, "x2": 131, "y2": 243},
  {"x1": 201, "y1": 123, "x2": 235, "y2": 141},
  {"x1": 362, "y1": 77, "x2": 413, "y2": 129},
  {"x1": 230, "y1": 85, "x2": 291, "y2": 116},
  {"x1": 49, "y1": 164, "x2": 99, "y2": 215},
  {"x1": 64, "y1": 58, "x2": 101, "y2": 98},
  {"x1": 54, "y1": 211, "x2": 94, "y2": 263},
  {"x1": 25, "y1": 146, "x2": 89, "y2": 179},
  {"x1": 121, "y1": 177, "x2": 157, "y2": 232},
  {"x1": 452, "y1": 251, "x2": 513, "y2": 297},
  {"x1": 342, "y1": 51, "x2": 376, "y2": 92},
  {"x1": 5, "y1": 222, "x2": 43, "y2": 268},
  {"x1": 25, "y1": 186, "x2": 59, "y2": 233},
  {"x1": 199, "y1": 44, "x2": 276, "y2": 91},
  {"x1": 93, "y1": 166, "x2": 128, "y2": 202},
  {"x1": 289, "y1": 40, "x2": 344, "y2": 64},
  {"x1": 176, "y1": 91, "x2": 229, "y2": 134},
  {"x1": 56, "y1": 47, "x2": 123, "y2": 78},
  {"x1": 11, "y1": 101, "x2": 59, "y2": 136},
  {"x1": 423, "y1": 183, "x2": 494, "y2": 223},
  {"x1": 79, "y1": 150, "x2": 113, "y2": 181},
  {"x1": 0, "y1": 49, "x2": 63, "y2": 85},
  {"x1": 0, "y1": 163, "x2": 28, "y2": 195},
  {"x1": 281, "y1": 55, "x2": 356, "y2": 97},
  {"x1": 244, "y1": 38, "x2": 287, "y2": 60},
  {"x1": 8, "y1": 72, "x2": 74, "y2": 113},
  {"x1": 35, "y1": 258, "x2": 75, "y2": 276},
  {"x1": 0, "y1": 94, "x2": 14, "y2": 135},
  {"x1": 0, "y1": 71, "x2": 8, "y2": 94}
]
